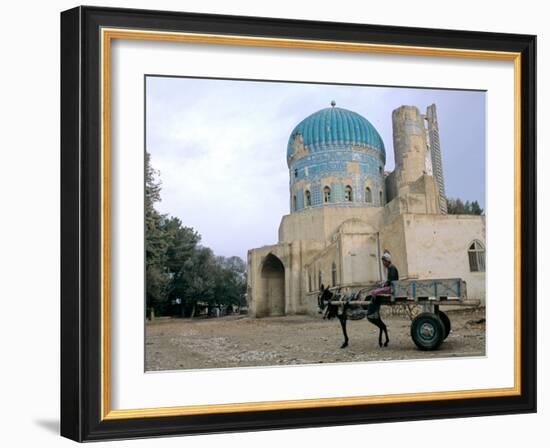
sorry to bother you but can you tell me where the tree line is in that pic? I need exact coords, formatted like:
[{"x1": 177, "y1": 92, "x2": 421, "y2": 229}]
[
  {"x1": 446, "y1": 197, "x2": 484, "y2": 215},
  {"x1": 145, "y1": 152, "x2": 247, "y2": 317}
]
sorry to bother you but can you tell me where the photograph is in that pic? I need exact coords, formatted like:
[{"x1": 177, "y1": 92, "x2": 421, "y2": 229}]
[{"x1": 144, "y1": 76, "x2": 487, "y2": 371}]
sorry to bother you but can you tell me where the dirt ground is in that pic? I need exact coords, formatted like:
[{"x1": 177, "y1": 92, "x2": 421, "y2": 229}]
[{"x1": 145, "y1": 308, "x2": 486, "y2": 371}]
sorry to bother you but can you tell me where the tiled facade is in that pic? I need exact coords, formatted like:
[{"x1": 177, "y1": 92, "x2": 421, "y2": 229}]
[{"x1": 287, "y1": 105, "x2": 387, "y2": 212}]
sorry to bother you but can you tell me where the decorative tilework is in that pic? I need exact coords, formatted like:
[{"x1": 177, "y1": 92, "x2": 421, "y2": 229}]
[
  {"x1": 331, "y1": 182, "x2": 344, "y2": 203},
  {"x1": 287, "y1": 106, "x2": 387, "y2": 214},
  {"x1": 287, "y1": 107, "x2": 385, "y2": 159},
  {"x1": 295, "y1": 188, "x2": 304, "y2": 211},
  {"x1": 311, "y1": 184, "x2": 321, "y2": 206}
]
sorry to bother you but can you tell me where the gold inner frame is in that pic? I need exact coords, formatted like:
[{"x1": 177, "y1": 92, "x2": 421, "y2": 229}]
[{"x1": 100, "y1": 27, "x2": 522, "y2": 421}]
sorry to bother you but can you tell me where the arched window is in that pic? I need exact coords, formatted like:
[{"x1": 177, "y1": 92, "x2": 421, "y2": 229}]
[
  {"x1": 292, "y1": 195, "x2": 297, "y2": 211},
  {"x1": 331, "y1": 262, "x2": 337, "y2": 286},
  {"x1": 323, "y1": 186, "x2": 331, "y2": 203},
  {"x1": 379, "y1": 190, "x2": 384, "y2": 205},
  {"x1": 468, "y1": 240, "x2": 486, "y2": 272},
  {"x1": 365, "y1": 186, "x2": 372, "y2": 203},
  {"x1": 308, "y1": 271, "x2": 312, "y2": 292},
  {"x1": 305, "y1": 190, "x2": 311, "y2": 207},
  {"x1": 344, "y1": 185, "x2": 353, "y2": 202},
  {"x1": 318, "y1": 270, "x2": 322, "y2": 289}
]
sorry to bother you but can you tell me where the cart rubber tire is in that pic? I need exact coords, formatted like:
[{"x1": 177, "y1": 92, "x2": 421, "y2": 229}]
[
  {"x1": 411, "y1": 312, "x2": 445, "y2": 351},
  {"x1": 438, "y1": 311, "x2": 451, "y2": 339}
]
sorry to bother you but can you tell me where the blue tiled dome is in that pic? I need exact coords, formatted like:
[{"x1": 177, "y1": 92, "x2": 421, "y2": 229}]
[{"x1": 287, "y1": 105, "x2": 385, "y2": 159}]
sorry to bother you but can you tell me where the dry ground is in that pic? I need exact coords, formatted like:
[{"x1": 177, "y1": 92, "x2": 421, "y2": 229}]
[{"x1": 145, "y1": 307, "x2": 486, "y2": 371}]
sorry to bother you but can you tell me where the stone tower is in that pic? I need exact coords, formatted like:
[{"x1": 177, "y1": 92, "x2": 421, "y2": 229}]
[
  {"x1": 388, "y1": 105, "x2": 442, "y2": 215},
  {"x1": 392, "y1": 105, "x2": 431, "y2": 190}
]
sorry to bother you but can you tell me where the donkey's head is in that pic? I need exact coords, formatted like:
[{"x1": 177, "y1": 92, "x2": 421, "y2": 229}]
[{"x1": 319, "y1": 286, "x2": 345, "y2": 320}]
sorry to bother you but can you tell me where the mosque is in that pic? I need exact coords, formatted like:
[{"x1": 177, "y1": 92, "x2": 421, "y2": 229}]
[{"x1": 246, "y1": 102, "x2": 486, "y2": 317}]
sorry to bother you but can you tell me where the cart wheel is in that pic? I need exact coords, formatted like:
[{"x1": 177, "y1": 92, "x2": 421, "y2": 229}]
[
  {"x1": 438, "y1": 311, "x2": 451, "y2": 339},
  {"x1": 411, "y1": 312, "x2": 445, "y2": 351}
]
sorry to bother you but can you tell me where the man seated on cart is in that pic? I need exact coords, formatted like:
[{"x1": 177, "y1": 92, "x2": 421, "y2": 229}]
[{"x1": 366, "y1": 252, "x2": 399, "y2": 318}]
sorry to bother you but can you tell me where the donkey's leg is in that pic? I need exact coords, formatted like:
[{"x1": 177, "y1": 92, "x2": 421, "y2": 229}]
[
  {"x1": 366, "y1": 295, "x2": 390, "y2": 347},
  {"x1": 380, "y1": 318, "x2": 389, "y2": 347},
  {"x1": 377, "y1": 320, "x2": 385, "y2": 347},
  {"x1": 367, "y1": 317, "x2": 387, "y2": 347},
  {"x1": 367, "y1": 316, "x2": 382, "y2": 347},
  {"x1": 338, "y1": 314, "x2": 349, "y2": 348}
]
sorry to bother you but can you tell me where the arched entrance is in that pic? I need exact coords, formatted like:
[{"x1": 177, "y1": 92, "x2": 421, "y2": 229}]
[{"x1": 261, "y1": 254, "x2": 285, "y2": 316}]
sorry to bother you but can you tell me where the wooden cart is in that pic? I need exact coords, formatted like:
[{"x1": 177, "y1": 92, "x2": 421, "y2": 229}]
[{"x1": 320, "y1": 278, "x2": 480, "y2": 351}]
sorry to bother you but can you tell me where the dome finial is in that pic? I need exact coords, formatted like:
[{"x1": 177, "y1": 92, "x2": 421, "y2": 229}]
[{"x1": 330, "y1": 100, "x2": 336, "y2": 107}]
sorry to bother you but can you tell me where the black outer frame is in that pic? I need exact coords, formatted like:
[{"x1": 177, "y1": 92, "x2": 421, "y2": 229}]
[{"x1": 60, "y1": 5, "x2": 537, "y2": 442}]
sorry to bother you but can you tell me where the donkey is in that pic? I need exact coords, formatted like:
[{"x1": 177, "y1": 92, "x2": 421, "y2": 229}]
[{"x1": 318, "y1": 285, "x2": 389, "y2": 349}]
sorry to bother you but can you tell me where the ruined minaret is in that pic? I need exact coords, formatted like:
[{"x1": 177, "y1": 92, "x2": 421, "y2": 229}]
[
  {"x1": 392, "y1": 105, "x2": 431, "y2": 189},
  {"x1": 389, "y1": 105, "x2": 445, "y2": 215},
  {"x1": 426, "y1": 104, "x2": 448, "y2": 214}
]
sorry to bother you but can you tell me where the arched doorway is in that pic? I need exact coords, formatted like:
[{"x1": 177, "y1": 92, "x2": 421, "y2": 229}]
[{"x1": 261, "y1": 254, "x2": 285, "y2": 316}]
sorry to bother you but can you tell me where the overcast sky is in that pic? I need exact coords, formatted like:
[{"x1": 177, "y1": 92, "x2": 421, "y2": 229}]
[{"x1": 146, "y1": 76, "x2": 485, "y2": 261}]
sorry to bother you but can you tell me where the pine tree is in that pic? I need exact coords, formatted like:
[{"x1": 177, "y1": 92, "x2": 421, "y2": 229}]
[{"x1": 446, "y1": 197, "x2": 484, "y2": 215}]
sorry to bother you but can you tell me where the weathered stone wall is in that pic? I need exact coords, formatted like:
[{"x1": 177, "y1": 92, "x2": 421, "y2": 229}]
[
  {"x1": 247, "y1": 240, "x2": 325, "y2": 317},
  {"x1": 383, "y1": 174, "x2": 441, "y2": 221},
  {"x1": 339, "y1": 232, "x2": 381, "y2": 286},
  {"x1": 278, "y1": 206, "x2": 384, "y2": 243},
  {"x1": 304, "y1": 240, "x2": 340, "y2": 291},
  {"x1": 385, "y1": 170, "x2": 397, "y2": 203},
  {"x1": 379, "y1": 214, "x2": 409, "y2": 279},
  {"x1": 399, "y1": 213, "x2": 486, "y2": 303},
  {"x1": 303, "y1": 219, "x2": 381, "y2": 290}
]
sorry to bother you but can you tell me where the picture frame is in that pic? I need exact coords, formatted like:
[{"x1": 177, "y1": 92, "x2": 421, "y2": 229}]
[{"x1": 60, "y1": 5, "x2": 536, "y2": 442}]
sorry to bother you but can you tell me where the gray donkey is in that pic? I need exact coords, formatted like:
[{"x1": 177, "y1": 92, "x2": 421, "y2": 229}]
[{"x1": 318, "y1": 285, "x2": 389, "y2": 349}]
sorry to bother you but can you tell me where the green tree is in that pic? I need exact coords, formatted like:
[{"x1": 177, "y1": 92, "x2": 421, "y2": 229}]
[
  {"x1": 145, "y1": 152, "x2": 248, "y2": 317},
  {"x1": 212, "y1": 256, "x2": 247, "y2": 308},
  {"x1": 174, "y1": 246, "x2": 217, "y2": 314},
  {"x1": 145, "y1": 152, "x2": 170, "y2": 314},
  {"x1": 446, "y1": 197, "x2": 484, "y2": 215},
  {"x1": 470, "y1": 200, "x2": 483, "y2": 215}
]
